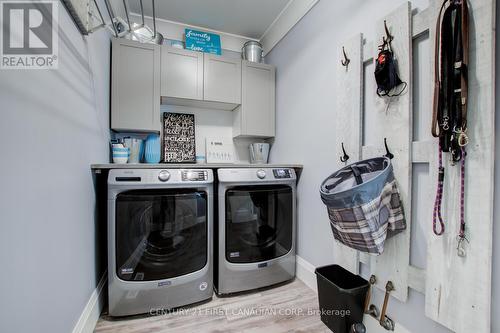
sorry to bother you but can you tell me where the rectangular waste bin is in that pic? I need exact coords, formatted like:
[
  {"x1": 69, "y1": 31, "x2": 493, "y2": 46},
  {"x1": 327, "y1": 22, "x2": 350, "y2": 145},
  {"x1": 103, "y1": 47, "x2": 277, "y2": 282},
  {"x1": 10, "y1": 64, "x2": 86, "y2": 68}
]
[{"x1": 315, "y1": 265, "x2": 369, "y2": 333}]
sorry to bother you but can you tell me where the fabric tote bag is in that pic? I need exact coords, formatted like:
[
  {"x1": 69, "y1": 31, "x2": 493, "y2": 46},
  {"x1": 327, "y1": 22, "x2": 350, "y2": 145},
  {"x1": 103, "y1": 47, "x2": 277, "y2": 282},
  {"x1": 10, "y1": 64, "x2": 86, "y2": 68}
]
[{"x1": 320, "y1": 157, "x2": 406, "y2": 255}]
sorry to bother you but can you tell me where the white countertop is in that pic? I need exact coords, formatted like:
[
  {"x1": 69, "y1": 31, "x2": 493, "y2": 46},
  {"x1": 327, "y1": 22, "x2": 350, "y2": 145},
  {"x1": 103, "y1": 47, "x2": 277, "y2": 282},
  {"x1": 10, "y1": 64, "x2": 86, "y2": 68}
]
[{"x1": 91, "y1": 163, "x2": 303, "y2": 171}]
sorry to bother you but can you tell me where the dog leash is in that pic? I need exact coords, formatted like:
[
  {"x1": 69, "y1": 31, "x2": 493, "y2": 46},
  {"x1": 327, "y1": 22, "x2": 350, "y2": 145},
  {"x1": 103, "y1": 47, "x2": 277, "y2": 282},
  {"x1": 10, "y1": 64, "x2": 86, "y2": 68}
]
[{"x1": 431, "y1": 0, "x2": 470, "y2": 256}]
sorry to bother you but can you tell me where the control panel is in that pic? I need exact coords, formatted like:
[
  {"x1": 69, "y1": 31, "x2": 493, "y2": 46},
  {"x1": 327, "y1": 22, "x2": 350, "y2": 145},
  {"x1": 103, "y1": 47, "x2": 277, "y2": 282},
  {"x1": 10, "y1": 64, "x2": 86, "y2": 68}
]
[
  {"x1": 182, "y1": 170, "x2": 209, "y2": 181},
  {"x1": 273, "y1": 168, "x2": 292, "y2": 179}
]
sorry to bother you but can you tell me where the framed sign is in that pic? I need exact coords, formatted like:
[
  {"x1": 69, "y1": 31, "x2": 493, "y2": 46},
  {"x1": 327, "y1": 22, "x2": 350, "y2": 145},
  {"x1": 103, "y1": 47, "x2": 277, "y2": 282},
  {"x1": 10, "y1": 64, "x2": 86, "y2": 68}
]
[
  {"x1": 163, "y1": 113, "x2": 196, "y2": 163},
  {"x1": 185, "y1": 29, "x2": 222, "y2": 55}
]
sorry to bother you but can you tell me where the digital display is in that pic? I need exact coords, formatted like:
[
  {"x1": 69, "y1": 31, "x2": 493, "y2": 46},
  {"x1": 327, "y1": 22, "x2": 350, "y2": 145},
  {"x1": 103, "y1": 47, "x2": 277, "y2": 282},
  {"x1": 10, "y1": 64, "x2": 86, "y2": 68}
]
[
  {"x1": 273, "y1": 169, "x2": 291, "y2": 179},
  {"x1": 182, "y1": 170, "x2": 208, "y2": 181}
]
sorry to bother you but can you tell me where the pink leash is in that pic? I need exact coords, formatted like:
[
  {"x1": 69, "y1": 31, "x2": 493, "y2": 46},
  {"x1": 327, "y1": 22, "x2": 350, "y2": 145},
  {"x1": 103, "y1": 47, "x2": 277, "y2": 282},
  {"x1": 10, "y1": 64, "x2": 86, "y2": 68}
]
[
  {"x1": 433, "y1": 142, "x2": 445, "y2": 236},
  {"x1": 433, "y1": 143, "x2": 468, "y2": 256}
]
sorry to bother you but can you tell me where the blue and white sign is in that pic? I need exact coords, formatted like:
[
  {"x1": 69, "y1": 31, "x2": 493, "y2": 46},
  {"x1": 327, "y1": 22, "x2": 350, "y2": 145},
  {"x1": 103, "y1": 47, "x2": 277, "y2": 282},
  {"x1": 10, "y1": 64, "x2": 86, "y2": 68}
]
[{"x1": 185, "y1": 29, "x2": 221, "y2": 55}]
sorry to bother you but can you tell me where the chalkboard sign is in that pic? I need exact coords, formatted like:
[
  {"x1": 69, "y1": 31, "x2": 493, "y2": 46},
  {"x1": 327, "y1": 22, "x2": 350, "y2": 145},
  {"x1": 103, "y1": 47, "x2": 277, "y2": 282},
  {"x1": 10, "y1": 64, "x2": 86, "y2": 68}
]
[{"x1": 163, "y1": 113, "x2": 196, "y2": 163}]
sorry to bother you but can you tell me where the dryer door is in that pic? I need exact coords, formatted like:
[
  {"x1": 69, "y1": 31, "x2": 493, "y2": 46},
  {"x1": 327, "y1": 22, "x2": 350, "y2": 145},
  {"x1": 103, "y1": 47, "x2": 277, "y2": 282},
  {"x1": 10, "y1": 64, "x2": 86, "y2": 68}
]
[
  {"x1": 225, "y1": 185, "x2": 293, "y2": 263},
  {"x1": 115, "y1": 189, "x2": 207, "y2": 281}
]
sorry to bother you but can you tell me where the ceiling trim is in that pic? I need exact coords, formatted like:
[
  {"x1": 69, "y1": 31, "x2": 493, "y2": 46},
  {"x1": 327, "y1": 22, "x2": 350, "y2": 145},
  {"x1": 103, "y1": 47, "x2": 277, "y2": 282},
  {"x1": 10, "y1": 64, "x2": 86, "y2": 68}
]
[
  {"x1": 129, "y1": 12, "x2": 260, "y2": 41},
  {"x1": 259, "y1": 0, "x2": 320, "y2": 56},
  {"x1": 129, "y1": 12, "x2": 258, "y2": 52}
]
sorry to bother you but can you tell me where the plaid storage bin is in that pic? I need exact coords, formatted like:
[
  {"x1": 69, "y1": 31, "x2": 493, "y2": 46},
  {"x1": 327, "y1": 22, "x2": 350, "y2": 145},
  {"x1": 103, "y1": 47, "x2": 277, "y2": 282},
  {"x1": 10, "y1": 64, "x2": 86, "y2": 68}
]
[{"x1": 320, "y1": 157, "x2": 406, "y2": 255}]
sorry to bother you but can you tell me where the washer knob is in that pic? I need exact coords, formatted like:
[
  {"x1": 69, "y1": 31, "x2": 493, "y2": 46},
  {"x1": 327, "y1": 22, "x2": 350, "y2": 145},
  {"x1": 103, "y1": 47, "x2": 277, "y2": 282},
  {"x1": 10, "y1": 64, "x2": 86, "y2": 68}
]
[
  {"x1": 256, "y1": 169, "x2": 266, "y2": 179},
  {"x1": 158, "y1": 170, "x2": 170, "y2": 182}
]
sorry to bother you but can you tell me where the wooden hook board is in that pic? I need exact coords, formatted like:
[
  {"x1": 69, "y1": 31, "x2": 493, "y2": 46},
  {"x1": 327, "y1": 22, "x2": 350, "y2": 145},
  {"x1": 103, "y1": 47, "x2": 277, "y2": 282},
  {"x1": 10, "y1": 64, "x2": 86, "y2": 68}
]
[
  {"x1": 362, "y1": 2, "x2": 413, "y2": 303},
  {"x1": 332, "y1": 33, "x2": 363, "y2": 275},
  {"x1": 332, "y1": 0, "x2": 494, "y2": 331},
  {"x1": 424, "y1": 0, "x2": 495, "y2": 331}
]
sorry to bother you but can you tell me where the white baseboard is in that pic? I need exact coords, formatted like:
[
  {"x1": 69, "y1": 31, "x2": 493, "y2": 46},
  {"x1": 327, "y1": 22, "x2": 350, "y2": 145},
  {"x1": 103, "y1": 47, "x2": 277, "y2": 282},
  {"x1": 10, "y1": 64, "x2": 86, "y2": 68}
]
[
  {"x1": 295, "y1": 256, "x2": 412, "y2": 333},
  {"x1": 72, "y1": 273, "x2": 107, "y2": 333},
  {"x1": 296, "y1": 255, "x2": 317, "y2": 292}
]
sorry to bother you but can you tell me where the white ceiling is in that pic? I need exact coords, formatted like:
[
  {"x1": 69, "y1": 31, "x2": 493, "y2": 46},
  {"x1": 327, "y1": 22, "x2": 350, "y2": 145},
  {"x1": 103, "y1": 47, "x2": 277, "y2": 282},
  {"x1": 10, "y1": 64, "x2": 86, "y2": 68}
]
[{"x1": 126, "y1": 0, "x2": 291, "y2": 39}]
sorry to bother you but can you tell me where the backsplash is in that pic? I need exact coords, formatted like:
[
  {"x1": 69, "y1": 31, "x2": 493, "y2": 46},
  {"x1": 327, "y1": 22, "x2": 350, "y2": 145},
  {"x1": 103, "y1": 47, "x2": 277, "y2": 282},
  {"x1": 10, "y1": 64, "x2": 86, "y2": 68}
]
[{"x1": 160, "y1": 104, "x2": 266, "y2": 163}]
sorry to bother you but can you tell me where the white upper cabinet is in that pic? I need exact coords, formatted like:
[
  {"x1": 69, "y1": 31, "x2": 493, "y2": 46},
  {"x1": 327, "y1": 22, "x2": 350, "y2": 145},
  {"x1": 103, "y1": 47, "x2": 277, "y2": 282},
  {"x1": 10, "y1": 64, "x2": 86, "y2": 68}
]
[
  {"x1": 111, "y1": 41, "x2": 275, "y2": 137},
  {"x1": 203, "y1": 53, "x2": 241, "y2": 104},
  {"x1": 161, "y1": 46, "x2": 203, "y2": 100},
  {"x1": 234, "y1": 61, "x2": 276, "y2": 138},
  {"x1": 111, "y1": 38, "x2": 160, "y2": 132}
]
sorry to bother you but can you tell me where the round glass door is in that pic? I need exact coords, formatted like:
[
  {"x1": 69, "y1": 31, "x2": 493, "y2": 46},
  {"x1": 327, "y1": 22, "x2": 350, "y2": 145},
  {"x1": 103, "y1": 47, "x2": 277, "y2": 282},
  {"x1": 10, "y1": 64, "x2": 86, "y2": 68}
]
[
  {"x1": 115, "y1": 189, "x2": 207, "y2": 281},
  {"x1": 225, "y1": 185, "x2": 293, "y2": 263}
]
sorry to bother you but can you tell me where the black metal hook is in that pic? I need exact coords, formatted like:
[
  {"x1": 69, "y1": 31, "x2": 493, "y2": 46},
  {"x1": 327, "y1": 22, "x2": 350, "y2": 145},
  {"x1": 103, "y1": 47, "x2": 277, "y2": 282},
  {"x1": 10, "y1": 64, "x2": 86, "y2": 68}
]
[
  {"x1": 384, "y1": 138, "x2": 394, "y2": 159},
  {"x1": 340, "y1": 142, "x2": 350, "y2": 162},
  {"x1": 378, "y1": 20, "x2": 394, "y2": 51},
  {"x1": 341, "y1": 47, "x2": 350, "y2": 67}
]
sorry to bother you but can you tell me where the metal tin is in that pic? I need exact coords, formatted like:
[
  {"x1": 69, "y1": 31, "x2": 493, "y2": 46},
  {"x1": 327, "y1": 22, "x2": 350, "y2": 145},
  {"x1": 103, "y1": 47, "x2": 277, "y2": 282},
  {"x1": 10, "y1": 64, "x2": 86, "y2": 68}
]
[{"x1": 242, "y1": 41, "x2": 263, "y2": 63}]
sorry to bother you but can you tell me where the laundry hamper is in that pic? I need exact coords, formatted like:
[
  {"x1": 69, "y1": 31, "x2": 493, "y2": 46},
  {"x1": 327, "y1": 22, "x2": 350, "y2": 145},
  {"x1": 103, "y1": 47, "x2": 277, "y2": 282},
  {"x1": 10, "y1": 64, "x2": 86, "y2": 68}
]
[{"x1": 320, "y1": 157, "x2": 406, "y2": 255}]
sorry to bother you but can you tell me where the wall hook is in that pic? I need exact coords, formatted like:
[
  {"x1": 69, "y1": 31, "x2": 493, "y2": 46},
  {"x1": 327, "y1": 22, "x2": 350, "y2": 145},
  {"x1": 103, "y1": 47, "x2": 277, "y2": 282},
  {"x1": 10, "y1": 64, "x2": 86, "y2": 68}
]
[
  {"x1": 341, "y1": 46, "x2": 350, "y2": 67},
  {"x1": 340, "y1": 142, "x2": 350, "y2": 162},
  {"x1": 378, "y1": 20, "x2": 394, "y2": 51},
  {"x1": 379, "y1": 281, "x2": 395, "y2": 331},
  {"x1": 364, "y1": 275, "x2": 377, "y2": 314},
  {"x1": 384, "y1": 138, "x2": 394, "y2": 160}
]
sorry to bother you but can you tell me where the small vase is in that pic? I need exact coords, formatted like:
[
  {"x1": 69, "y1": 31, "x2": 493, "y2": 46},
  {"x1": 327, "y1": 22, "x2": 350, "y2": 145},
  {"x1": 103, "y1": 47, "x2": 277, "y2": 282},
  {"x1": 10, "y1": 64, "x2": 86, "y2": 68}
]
[{"x1": 144, "y1": 134, "x2": 161, "y2": 163}]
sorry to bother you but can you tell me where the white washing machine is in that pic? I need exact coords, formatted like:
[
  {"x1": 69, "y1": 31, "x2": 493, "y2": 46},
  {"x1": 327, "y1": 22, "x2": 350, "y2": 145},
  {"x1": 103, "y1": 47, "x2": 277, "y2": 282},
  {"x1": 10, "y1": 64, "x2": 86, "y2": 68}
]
[
  {"x1": 107, "y1": 169, "x2": 213, "y2": 316},
  {"x1": 215, "y1": 168, "x2": 297, "y2": 295}
]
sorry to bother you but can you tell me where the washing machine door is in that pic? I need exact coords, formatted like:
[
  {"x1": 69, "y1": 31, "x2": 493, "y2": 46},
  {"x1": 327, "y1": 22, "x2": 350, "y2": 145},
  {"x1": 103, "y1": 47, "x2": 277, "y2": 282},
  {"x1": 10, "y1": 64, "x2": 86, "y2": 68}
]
[
  {"x1": 225, "y1": 185, "x2": 293, "y2": 263},
  {"x1": 115, "y1": 189, "x2": 207, "y2": 281}
]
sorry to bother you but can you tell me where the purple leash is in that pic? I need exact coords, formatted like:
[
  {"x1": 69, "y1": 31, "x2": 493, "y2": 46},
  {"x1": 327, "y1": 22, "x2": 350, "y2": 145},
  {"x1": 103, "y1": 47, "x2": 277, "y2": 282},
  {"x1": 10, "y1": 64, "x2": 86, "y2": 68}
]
[
  {"x1": 433, "y1": 142, "x2": 468, "y2": 256},
  {"x1": 433, "y1": 143, "x2": 445, "y2": 236}
]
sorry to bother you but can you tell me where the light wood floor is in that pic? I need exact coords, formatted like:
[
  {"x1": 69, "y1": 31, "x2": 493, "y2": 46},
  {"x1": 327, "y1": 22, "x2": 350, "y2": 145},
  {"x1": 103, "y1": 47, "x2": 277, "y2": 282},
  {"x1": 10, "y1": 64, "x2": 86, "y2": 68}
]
[{"x1": 95, "y1": 279, "x2": 331, "y2": 333}]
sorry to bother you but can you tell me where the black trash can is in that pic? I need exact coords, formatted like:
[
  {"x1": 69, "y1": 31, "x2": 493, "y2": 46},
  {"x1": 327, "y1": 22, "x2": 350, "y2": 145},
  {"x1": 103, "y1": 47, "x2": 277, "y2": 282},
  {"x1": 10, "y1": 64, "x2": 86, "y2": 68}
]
[{"x1": 315, "y1": 265, "x2": 369, "y2": 333}]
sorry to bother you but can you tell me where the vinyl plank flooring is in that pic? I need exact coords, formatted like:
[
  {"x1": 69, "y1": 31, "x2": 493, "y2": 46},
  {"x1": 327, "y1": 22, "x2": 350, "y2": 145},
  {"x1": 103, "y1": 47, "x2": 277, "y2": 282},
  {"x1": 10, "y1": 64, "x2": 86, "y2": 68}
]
[{"x1": 94, "y1": 279, "x2": 329, "y2": 333}]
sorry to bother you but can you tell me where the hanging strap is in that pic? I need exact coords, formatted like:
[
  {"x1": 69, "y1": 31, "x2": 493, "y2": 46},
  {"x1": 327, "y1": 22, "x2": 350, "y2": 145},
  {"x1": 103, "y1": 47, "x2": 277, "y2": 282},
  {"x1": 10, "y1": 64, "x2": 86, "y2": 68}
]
[
  {"x1": 432, "y1": 0, "x2": 469, "y2": 144},
  {"x1": 431, "y1": 0, "x2": 469, "y2": 244},
  {"x1": 431, "y1": 0, "x2": 448, "y2": 137}
]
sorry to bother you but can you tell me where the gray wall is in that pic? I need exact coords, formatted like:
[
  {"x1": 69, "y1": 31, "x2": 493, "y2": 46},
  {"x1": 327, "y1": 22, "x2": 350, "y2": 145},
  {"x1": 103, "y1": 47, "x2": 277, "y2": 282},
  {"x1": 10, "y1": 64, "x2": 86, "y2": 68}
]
[
  {"x1": 0, "y1": 4, "x2": 110, "y2": 333},
  {"x1": 492, "y1": 1, "x2": 500, "y2": 332},
  {"x1": 266, "y1": 0, "x2": 497, "y2": 332}
]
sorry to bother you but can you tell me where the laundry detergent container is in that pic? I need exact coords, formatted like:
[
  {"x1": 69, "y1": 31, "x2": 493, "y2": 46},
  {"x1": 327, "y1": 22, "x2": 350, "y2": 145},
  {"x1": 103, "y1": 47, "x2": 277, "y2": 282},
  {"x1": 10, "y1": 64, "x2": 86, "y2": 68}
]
[{"x1": 315, "y1": 265, "x2": 369, "y2": 333}]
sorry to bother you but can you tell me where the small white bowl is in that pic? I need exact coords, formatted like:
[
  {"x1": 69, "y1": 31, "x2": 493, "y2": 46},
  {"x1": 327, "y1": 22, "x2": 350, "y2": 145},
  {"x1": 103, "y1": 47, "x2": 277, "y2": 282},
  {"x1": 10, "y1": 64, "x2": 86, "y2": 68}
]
[{"x1": 113, "y1": 156, "x2": 129, "y2": 164}]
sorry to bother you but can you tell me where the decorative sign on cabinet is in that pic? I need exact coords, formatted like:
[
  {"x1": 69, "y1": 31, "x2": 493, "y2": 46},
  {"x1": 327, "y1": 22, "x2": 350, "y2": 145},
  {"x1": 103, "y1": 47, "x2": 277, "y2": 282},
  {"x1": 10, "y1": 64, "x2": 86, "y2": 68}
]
[{"x1": 185, "y1": 29, "x2": 222, "y2": 55}]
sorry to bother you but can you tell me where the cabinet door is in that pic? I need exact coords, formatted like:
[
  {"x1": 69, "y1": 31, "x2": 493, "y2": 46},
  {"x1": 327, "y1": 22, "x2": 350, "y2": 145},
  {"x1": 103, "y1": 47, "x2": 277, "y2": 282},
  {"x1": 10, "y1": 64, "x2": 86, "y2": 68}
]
[
  {"x1": 111, "y1": 38, "x2": 160, "y2": 132},
  {"x1": 203, "y1": 54, "x2": 241, "y2": 104},
  {"x1": 240, "y1": 61, "x2": 275, "y2": 137},
  {"x1": 161, "y1": 46, "x2": 203, "y2": 100}
]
